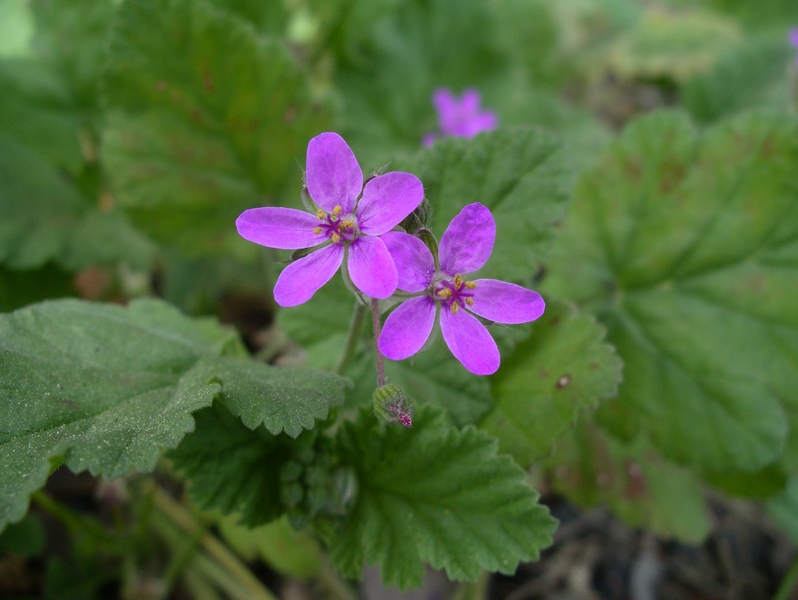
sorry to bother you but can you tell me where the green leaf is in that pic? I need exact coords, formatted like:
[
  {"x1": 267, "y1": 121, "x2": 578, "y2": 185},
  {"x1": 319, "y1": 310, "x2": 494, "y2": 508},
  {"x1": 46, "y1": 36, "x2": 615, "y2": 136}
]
[
  {"x1": 327, "y1": 405, "x2": 556, "y2": 589},
  {"x1": 168, "y1": 403, "x2": 292, "y2": 526},
  {"x1": 544, "y1": 419, "x2": 711, "y2": 543},
  {"x1": 191, "y1": 357, "x2": 347, "y2": 438},
  {"x1": 702, "y1": 0, "x2": 798, "y2": 29},
  {"x1": 682, "y1": 34, "x2": 794, "y2": 125},
  {"x1": 0, "y1": 513, "x2": 45, "y2": 556},
  {"x1": 480, "y1": 300, "x2": 623, "y2": 467},
  {"x1": 545, "y1": 110, "x2": 798, "y2": 474},
  {"x1": 0, "y1": 130, "x2": 155, "y2": 272},
  {"x1": 392, "y1": 128, "x2": 572, "y2": 282},
  {"x1": 102, "y1": 0, "x2": 331, "y2": 255},
  {"x1": 0, "y1": 264, "x2": 75, "y2": 312},
  {"x1": 0, "y1": 298, "x2": 346, "y2": 532},
  {"x1": 766, "y1": 476, "x2": 798, "y2": 544},
  {"x1": 606, "y1": 8, "x2": 741, "y2": 84}
]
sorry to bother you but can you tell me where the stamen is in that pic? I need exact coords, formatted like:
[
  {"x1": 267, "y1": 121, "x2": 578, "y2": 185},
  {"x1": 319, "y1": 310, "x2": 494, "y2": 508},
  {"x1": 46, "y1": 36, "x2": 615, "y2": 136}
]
[
  {"x1": 466, "y1": 298, "x2": 474, "y2": 306},
  {"x1": 331, "y1": 232, "x2": 340, "y2": 243},
  {"x1": 313, "y1": 226, "x2": 322, "y2": 234},
  {"x1": 454, "y1": 274, "x2": 464, "y2": 288},
  {"x1": 316, "y1": 209, "x2": 325, "y2": 219},
  {"x1": 340, "y1": 220, "x2": 355, "y2": 228},
  {"x1": 450, "y1": 303, "x2": 460, "y2": 314},
  {"x1": 465, "y1": 281, "x2": 477, "y2": 289},
  {"x1": 437, "y1": 288, "x2": 452, "y2": 300},
  {"x1": 332, "y1": 205, "x2": 343, "y2": 216}
]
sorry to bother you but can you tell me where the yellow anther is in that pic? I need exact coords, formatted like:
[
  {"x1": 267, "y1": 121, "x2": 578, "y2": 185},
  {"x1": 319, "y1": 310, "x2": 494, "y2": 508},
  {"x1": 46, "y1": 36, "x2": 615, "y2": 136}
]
[
  {"x1": 465, "y1": 281, "x2": 477, "y2": 289},
  {"x1": 316, "y1": 209, "x2": 325, "y2": 219},
  {"x1": 331, "y1": 232, "x2": 340, "y2": 243},
  {"x1": 341, "y1": 220, "x2": 355, "y2": 229},
  {"x1": 313, "y1": 226, "x2": 322, "y2": 234},
  {"x1": 332, "y1": 205, "x2": 343, "y2": 216},
  {"x1": 466, "y1": 298, "x2": 474, "y2": 306},
  {"x1": 437, "y1": 288, "x2": 452, "y2": 300},
  {"x1": 454, "y1": 274, "x2": 464, "y2": 288},
  {"x1": 451, "y1": 303, "x2": 460, "y2": 314}
]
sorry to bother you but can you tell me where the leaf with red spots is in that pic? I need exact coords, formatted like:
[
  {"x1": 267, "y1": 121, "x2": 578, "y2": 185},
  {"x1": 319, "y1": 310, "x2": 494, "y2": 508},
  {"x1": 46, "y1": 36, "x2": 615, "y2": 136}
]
[
  {"x1": 545, "y1": 110, "x2": 798, "y2": 477},
  {"x1": 102, "y1": 0, "x2": 333, "y2": 255},
  {"x1": 479, "y1": 300, "x2": 623, "y2": 466}
]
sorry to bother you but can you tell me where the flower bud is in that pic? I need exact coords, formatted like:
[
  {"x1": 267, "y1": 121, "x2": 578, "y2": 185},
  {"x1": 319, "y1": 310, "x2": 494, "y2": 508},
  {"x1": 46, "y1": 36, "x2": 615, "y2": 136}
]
[
  {"x1": 399, "y1": 198, "x2": 432, "y2": 234},
  {"x1": 373, "y1": 384, "x2": 414, "y2": 428}
]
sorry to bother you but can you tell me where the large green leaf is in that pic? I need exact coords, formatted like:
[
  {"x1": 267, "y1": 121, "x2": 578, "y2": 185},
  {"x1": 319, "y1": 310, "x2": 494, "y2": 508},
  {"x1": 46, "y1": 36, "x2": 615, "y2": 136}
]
[
  {"x1": 0, "y1": 298, "x2": 347, "y2": 532},
  {"x1": 0, "y1": 132, "x2": 154, "y2": 271},
  {"x1": 392, "y1": 127, "x2": 572, "y2": 283},
  {"x1": 544, "y1": 419, "x2": 711, "y2": 543},
  {"x1": 545, "y1": 110, "x2": 798, "y2": 474},
  {"x1": 327, "y1": 405, "x2": 556, "y2": 589},
  {"x1": 480, "y1": 300, "x2": 623, "y2": 467},
  {"x1": 102, "y1": 0, "x2": 331, "y2": 254}
]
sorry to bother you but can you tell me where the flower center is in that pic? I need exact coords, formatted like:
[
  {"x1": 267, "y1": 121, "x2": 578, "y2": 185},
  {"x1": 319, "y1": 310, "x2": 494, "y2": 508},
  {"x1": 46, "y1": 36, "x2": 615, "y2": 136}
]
[
  {"x1": 313, "y1": 205, "x2": 358, "y2": 244},
  {"x1": 433, "y1": 273, "x2": 477, "y2": 314}
]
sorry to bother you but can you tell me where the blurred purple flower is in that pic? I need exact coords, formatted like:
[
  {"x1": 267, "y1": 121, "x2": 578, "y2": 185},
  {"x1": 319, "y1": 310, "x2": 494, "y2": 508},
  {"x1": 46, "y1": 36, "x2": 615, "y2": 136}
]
[
  {"x1": 236, "y1": 132, "x2": 424, "y2": 306},
  {"x1": 378, "y1": 203, "x2": 544, "y2": 375},
  {"x1": 790, "y1": 28, "x2": 798, "y2": 66},
  {"x1": 424, "y1": 88, "x2": 498, "y2": 147}
]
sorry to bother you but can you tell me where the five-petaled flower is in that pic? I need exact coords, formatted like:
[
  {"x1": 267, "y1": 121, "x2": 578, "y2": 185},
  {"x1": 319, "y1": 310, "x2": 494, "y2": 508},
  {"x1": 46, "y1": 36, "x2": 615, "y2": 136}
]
[
  {"x1": 424, "y1": 88, "x2": 498, "y2": 147},
  {"x1": 378, "y1": 203, "x2": 545, "y2": 375},
  {"x1": 236, "y1": 132, "x2": 424, "y2": 306},
  {"x1": 790, "y1": 28, "x2": 798, "y2": 66}
]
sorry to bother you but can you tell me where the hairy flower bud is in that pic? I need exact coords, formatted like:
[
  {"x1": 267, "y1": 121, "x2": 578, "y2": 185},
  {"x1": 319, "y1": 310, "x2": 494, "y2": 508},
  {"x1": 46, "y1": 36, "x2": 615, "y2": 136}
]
[{"x1": 373, "y1": 384, "x2": 414, "y2": 428}]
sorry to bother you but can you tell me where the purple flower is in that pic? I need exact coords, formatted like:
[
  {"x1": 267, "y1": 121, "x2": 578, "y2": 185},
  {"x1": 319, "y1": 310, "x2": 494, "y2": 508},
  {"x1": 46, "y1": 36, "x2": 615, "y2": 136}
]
[
  {"x1": 378, "y1": 203, "x2": 545, "y2": 375},
  {"x1": 790, "y1": 28, "x2": 798, "y2": 66},
  {"x1": 236, "y1": 132, "x2": 424, "y2": 307},
  {"x1": 424, "y1": 88, "x2": 498, "y2": 147}
]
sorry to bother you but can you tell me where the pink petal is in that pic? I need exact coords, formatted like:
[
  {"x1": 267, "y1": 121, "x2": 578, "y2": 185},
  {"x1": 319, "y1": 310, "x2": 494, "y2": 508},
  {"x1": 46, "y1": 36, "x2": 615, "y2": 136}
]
[
  {"x1": 468, "y1": 279, "x2": 545, "y2": 324},
  {"x1": 459, "y1": 89, "x2": 482, "y2": 117},
  {"x1": 306, "y1": 132, "x2": 363, "y2": 214},
  {"x1": 433, "y1": 88, "x2": 459, "y2": 133},
  {"x1": 358, "y1": 172, "x2": 424, "y2": 236},
  {"x1": 440, "y1": 308, "x2": 500, "y2": 375},
  {"x1": 379, "y1": 296, "x2": 437, "y2": 360},
  {"x1": 273, "y1": 244, "x2": 344, "y2": 307},
  {"x1": 236, "y1": 207, "x2": 325, "y2": 250},
  {"x1": 463, "y1": 111, "x2": 498, "y2": 137},
  {"x1": 347, "y1": 237, "x2": 398, "y2": 299},
  {"x1": 790, "y1": 28, "x2": 798, "y2": 48},
  {"x1": 439, "y1": 203, "x2": 495, "y2": 275},
  {"x1": 381, "y1": 232, "x2": 435, "y2": 293}
]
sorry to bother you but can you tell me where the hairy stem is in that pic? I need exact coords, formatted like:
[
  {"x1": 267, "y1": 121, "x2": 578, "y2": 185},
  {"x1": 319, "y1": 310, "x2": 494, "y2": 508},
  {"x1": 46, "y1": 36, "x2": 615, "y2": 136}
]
[
  {"x1": 335, "y1": 300, "x2": 367, "y2": 375},
  {"x1": 371, "y1": 298, "x2": 386, "y2": 387}
]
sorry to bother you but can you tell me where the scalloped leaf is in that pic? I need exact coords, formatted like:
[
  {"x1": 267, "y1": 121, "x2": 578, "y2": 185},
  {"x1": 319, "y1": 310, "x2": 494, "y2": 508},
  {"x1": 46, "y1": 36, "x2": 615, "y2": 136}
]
[
  {"x1": 327, "y1": 405, "x2": 556, "y2": 589},
  {"x1": 480, "y1": 300, "x2": 623, "y2": 467},
  {"x1": 545, "y1": 110, "x2": 798, "y2": 475},
  {"x1": 0, "y1": 298, "x2": 347, "y2": 532},
  {"x1": 102, "y1": 0, "x2": 331, "y2": 254},
  {"x1": 392, "y1": 127, "x2": 572, "y2": 282}
]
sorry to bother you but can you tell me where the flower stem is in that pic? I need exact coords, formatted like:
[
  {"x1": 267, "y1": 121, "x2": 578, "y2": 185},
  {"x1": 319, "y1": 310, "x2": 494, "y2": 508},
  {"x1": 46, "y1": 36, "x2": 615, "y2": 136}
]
[
  {"x1": 148, "y1": 483, "x2": 278, "y2": 600},
  {"x1": 371, "y1": 298, "x2": 386, "y2": 387},
  {"x1": 335, "y1": 300, "x2": 367, "y2": 375}
]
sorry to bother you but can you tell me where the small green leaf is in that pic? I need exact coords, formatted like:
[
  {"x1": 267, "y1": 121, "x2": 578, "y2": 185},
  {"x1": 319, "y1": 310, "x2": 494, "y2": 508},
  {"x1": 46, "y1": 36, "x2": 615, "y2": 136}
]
[
  {"x1": 328, "y1": 405, "x2": 556, "y2": 589},
  {"x1": 480, "y1": 300, "x2": 623, "y2": 466},
  {"x1": 392, "y1": 128, "x2": 572, "y2": 282},
  {"x1": 545, "y1": 419, "x2": 711, "y2": 543},
  {"x1": 606, "y1": 8, "x2": 741, "y2": 84},
  {"x1": 545, "y1": 110, "x2": 798, "y2": 474},
  {"x1": 192, "y1": 357, "x2": 347, "y2": 438},
  {"x1": 103, "y1": 0, "x2": 331, "y2": 254},
  {"x1": 168, "y1": 403, "x2": 292, "y2": 526}
]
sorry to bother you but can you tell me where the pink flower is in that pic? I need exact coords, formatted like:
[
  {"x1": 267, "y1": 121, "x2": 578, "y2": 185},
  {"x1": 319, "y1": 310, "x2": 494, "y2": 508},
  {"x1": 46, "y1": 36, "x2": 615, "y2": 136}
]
[
  {"x1": 790, "y1": 28, "x2": 798, "y2": 66},
  {"x1": 424, "y1": 88, "x2": 498, "y2": 147},
  {"x1": 378, "y1": 203, "x2": 545, "y2": 375},
  {"x1": 236, "y1": 133, "x2": 424, "y2": 307}
]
